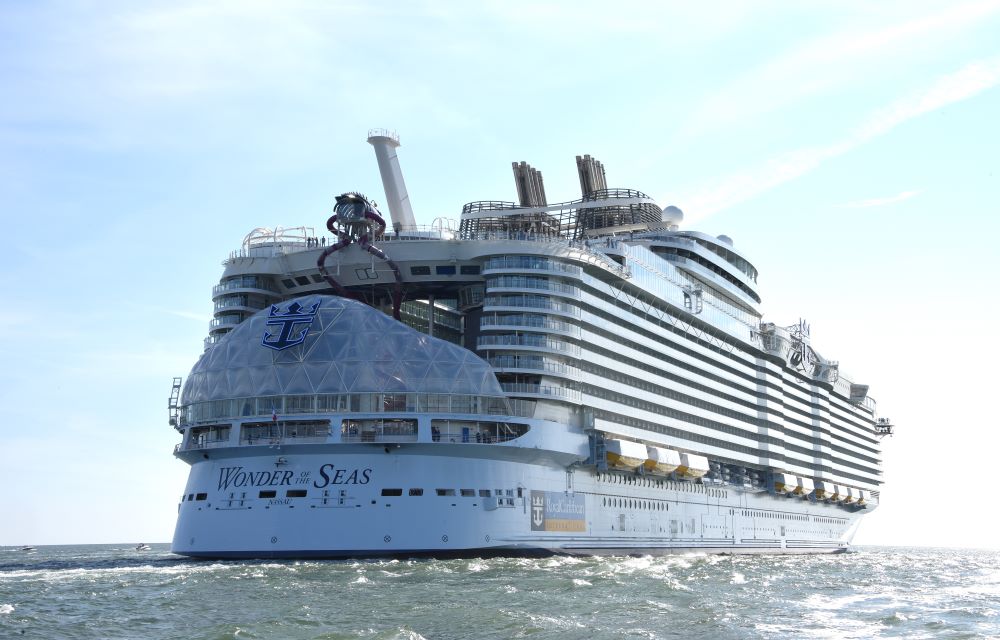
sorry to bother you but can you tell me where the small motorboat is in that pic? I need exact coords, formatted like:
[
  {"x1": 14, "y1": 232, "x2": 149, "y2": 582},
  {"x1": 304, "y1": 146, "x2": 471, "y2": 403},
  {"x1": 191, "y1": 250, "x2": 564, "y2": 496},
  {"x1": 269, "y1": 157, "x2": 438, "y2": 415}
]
[
  {"x1": 135, "y1": 543, "x2": 151, "y2": 551},
  {"x1": 20, "y1": 546, "x2": 36, "y2": 552}
]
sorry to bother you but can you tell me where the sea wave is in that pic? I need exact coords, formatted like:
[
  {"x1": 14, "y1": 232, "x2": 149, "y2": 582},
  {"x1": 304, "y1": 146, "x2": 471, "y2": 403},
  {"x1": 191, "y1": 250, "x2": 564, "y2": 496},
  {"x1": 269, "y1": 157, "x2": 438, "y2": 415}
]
[{"x1": 1, "y1": 546, "x2": 998, "y2": 639}]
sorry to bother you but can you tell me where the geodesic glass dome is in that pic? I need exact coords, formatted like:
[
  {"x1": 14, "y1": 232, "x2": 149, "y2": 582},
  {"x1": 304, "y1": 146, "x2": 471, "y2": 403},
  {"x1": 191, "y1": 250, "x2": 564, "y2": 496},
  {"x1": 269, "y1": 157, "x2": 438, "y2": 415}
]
[{"x1": 181, "y1": 295, "x2": 505, "y2": 405}]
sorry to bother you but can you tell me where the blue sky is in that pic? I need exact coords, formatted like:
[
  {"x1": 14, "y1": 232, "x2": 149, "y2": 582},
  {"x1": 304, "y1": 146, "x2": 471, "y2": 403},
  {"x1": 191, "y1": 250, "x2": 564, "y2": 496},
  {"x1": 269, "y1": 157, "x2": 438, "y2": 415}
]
[{"x1": 1, "y1": 1, "x2": 998, "y2": 547}]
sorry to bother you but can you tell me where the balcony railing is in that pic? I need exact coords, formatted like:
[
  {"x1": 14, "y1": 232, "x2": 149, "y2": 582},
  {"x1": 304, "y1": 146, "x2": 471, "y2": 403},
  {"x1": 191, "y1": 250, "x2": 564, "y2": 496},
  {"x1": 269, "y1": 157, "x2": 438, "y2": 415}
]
[{"x1": 500, "y1": 383, "x2": 582, "y2": 403}]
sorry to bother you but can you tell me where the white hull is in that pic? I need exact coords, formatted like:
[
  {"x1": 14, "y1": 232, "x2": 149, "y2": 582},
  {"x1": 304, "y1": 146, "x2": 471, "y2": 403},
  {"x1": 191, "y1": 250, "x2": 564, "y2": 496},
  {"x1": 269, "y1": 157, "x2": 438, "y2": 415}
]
[{"x1": 172, "y1": 442, "x2": 865, "y2": 558}]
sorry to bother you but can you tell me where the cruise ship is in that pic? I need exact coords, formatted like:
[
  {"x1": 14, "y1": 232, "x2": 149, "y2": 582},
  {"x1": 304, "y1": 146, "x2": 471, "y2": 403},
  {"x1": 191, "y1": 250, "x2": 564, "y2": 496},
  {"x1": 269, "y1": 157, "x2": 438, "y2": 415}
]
[{"x1": 169, "y1": 130, "x2": 893, "y2": 558}]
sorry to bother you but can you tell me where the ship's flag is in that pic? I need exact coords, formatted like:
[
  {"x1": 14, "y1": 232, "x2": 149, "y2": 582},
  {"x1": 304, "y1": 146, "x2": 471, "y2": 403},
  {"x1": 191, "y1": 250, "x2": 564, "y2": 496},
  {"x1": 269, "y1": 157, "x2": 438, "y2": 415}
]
[{"x1": 271, "y1": 405, "x2": 278, "y2": 422}]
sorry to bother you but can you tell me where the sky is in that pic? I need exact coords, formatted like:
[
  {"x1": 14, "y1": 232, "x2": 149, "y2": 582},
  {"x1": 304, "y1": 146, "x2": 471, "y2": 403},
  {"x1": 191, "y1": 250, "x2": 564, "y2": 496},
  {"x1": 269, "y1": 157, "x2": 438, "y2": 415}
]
[{"x1": 1, "y1": 0, "x2": 998, "y2": 548}]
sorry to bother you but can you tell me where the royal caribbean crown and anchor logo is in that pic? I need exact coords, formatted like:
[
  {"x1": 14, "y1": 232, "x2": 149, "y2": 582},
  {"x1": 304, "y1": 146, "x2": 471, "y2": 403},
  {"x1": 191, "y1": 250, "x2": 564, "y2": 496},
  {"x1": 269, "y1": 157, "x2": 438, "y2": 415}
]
[{"x1": 261, "y1": 301, "x2": 319, "y2": 351}]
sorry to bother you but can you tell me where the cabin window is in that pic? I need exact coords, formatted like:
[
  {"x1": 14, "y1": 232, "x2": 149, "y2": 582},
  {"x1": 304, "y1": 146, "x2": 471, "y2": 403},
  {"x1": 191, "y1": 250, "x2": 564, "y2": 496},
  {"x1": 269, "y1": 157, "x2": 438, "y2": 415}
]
[
  {"x1": 195, "y1": 493, "x2": 207, "y2": 501},
  {"x1": 436, "y1": 489, "x2": 456, "y2": 496},
  {"x1": 259, "y1": 490, "x2": 277, "y2": 499},
  {"x1": 286, "y1": 490, "x2": 307, "y2": 498},
  {"x1": 409, "y1": 488, "x2": 424, "y2": 496},
  {"x1": 381, "y1": 489, "x2": 403, "y2": 497}
]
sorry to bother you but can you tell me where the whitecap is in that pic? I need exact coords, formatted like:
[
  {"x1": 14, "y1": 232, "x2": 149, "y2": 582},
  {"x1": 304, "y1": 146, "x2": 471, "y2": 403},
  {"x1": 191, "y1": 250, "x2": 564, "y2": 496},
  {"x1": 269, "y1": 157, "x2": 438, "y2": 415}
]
[
  {"x1": 731, "y1": 572, "x2": 747, "y2": 584},
  {"x1": 887, "y1": 611, "x2": 909, "y2": 623},
  {"x1": 572, "y1": 578, "x2": 592, "y2": 586},
  {"x1": 0, "y1": 603, "x2": 14, "y2": 615},
  {"x1": 386, "y1": 629, "x2": 428, "y2": 640}
]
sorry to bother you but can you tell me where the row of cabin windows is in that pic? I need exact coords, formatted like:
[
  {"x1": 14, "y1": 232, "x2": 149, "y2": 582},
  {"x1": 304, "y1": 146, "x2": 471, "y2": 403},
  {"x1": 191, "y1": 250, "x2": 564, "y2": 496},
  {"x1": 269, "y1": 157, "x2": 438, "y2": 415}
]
[
  {"x1": 258, "y1": 490, "x2": 307, "y2": 498},
  {"x1": 408, "y1": 265, "x2": 480, "y2": 276},
  {"x1": 739, "y1": 509, "x2": 809, "y2": 522},
  {"x1": 598, "y1": 473, "x2": 728, "y2": 498},
  {"x1": 184, "y1": 393, "x2": 512, "y2": 423},
  {"x1": 381, "y1": 488, "x2": 520, "y2": 498},
  {"x1": 602, "y1": 497, "x2": 669, "y2": 511},
  {"x1": 184, "y1": 488, "x2": 522, "y2": 501},
  {"x1": 278, "y1": 265, "x2": 483, "y2": 289}
]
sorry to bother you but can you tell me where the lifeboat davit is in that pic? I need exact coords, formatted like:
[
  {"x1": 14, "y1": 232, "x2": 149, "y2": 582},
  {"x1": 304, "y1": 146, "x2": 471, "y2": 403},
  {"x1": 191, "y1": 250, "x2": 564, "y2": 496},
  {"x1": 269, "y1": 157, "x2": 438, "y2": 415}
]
[
  {"x1": 772, "y1": 472, "x2": 796, "y2": 495},
  {"x1": 814, "y1": 480, "x2": 834, "y2": 500},
  {"x1": 798, "y1": 476, "x2": 815, "y2": 499}
]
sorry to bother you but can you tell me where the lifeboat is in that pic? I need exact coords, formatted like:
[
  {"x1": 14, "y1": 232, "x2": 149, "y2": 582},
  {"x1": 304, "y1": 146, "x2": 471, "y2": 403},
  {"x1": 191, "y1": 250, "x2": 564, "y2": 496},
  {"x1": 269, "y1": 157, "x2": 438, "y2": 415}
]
[
  {"x1": 644, "y1": 446, "x2": 680, "y2": 474},
  {"x1": 856, "y1": 489, "x2": 867, "y2": 506},
  {"x1": 677, "y1": 453, "x2": 710, "y2": 478},
  {"x1": 798, "y1": 476, "x2": 815, "y2": 499},
  {"x1": 842, "y1": 487, "x2": 856, "y2": 504},
  {"x1": 605, "y1": 439, "x2": 648, "y2": 469}
]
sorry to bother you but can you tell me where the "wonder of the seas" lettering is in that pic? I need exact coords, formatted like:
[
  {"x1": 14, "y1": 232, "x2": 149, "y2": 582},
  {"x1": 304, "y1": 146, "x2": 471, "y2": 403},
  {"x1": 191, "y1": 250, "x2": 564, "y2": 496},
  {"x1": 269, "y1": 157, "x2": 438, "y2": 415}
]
[{"x1": 216, "y1": 463, "x2": 373, "y2": 492}]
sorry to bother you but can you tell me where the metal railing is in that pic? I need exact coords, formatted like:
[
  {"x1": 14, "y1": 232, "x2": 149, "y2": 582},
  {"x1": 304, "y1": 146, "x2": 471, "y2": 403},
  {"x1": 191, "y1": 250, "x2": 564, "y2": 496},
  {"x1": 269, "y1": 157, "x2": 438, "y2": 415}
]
[
  {"x1": 500, "y1": 383, "x2": 582, "y2": 403},
  {"x1": 483, "y1": 295, "x2": 581, "y2": 317},
  {"x1": 479, "y1": 313, "x2": 581, "y2": 336},
  {"x1": 486, "y1": 276, "x2": 580, "y2": 297},
  {"x1": 488, "y1": 356, "x2": 582, "y2": 378},
  {"x1": 478, "y1": 335, "x2": 580, "y2": 355},
  {"x1": 482, "y1": 255, "x2": 583, "y2": 276}
]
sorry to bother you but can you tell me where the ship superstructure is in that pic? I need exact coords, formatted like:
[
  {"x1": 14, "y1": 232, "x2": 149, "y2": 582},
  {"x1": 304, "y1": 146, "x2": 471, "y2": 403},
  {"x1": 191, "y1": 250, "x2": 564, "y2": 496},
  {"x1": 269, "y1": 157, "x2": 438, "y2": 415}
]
[{"x1": 170, "y1": 130, "x2": 891, "y2": 557}]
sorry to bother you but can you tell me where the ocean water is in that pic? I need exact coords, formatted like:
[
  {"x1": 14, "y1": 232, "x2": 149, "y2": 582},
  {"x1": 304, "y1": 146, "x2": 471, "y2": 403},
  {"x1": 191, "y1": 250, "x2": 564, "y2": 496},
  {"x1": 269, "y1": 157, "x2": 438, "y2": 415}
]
[{"x1": 1, "y1": 545, "x2": 998, "y2": 639}]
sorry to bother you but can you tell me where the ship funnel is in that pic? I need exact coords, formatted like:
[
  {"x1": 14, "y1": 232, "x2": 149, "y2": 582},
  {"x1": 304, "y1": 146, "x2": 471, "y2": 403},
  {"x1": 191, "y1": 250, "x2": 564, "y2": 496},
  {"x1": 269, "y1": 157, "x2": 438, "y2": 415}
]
[
  {"x1": 512, "y1": 161, "x2": 548, "y2": 207},
  {"x1": 576, "y1": 154, "x2": 607, "y2": 197},
  {"x1": 367, "y1": 129, "x2": 417, "y2": 231}
]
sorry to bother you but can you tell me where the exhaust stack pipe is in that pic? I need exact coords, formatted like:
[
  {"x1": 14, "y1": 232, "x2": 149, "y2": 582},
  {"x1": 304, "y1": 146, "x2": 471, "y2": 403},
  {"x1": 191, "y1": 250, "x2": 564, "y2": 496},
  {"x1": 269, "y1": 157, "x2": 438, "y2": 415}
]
[{"x1": 367, "y1": 129, "x2": 417, "y2": 232}]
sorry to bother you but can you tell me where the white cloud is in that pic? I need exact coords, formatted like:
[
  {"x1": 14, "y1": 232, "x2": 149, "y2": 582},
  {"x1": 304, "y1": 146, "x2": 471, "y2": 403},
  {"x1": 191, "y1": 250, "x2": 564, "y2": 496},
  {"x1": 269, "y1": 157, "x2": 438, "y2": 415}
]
[
  {"x1": 855, "y1": 57, "x2": 1000, "y2": 139},
  {"x1": 682, "y1": 0, "x2": 1000, "y2": 137},
  {"x1": 840, "y1": 190, "x2": 923, "y2": 209},
  {"x1": 160, "y1": 308, "x2": 213, "y2": 323},
  {"x1": 676, "y1": 54, "x2": 1000, "y2": 221}
]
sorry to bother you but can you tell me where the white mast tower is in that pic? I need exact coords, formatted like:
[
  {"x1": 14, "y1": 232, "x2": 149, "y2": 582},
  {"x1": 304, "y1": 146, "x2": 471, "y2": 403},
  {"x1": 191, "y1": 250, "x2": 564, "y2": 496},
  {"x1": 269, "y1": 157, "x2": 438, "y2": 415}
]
[{"x1": 367, "y1": 129, "x2": 418, "y2": 232}]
